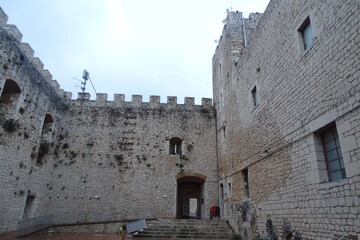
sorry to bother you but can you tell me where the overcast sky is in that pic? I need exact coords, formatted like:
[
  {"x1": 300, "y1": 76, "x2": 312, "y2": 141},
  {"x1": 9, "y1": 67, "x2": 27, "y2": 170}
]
[{"x1": 0, "y1": 0, "x2": 269, "y2": 104}]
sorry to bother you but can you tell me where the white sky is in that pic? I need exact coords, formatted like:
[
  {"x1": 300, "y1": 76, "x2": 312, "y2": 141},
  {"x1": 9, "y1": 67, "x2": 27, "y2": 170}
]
[{"x1": 0, "y1": 0, "x2": 269, "y2": 104}]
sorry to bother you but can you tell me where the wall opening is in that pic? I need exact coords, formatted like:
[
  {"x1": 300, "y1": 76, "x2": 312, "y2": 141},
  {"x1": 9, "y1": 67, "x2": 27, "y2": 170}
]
[
  {"x1": 219, "y1": 63, "x2": 222, "y2": 83},
  {"x1": 222, "y1": 123, "x2": 227, "y2": 140},
  {"x1": 220, "y1": 91, "x2": 224, "y2": 111},
  {"x1": 23, "y1": 195, "x2": 35, "y2": 219},
  {"x1": 37, "y1": 114, "x2": 54, "y2": 165},
  {"x1": 314, "y1": 123, "x2": 347, "y2": 182},
  {"x1": 177, "y1": 176, "x2": 205, "y2": 219},
  {"x1": 251, "y1": 85, "x2": 259, "y2": 107},
  {"x1": 228, "y1": 182, "x2": 232, "y2": 198},
  {"x1": 298, "y1": 17, "x2": 314, "y2": 51},
  {"x1": 219, "y1": 183, "x2": 224, "y2": 217},
  {"x1": 169, "y1": 137, "x2": 182, "y2": 155},
  {"x1": 40, "y1": 114, "x2": 54, "y2": 141},
  {"x1": 0, "y1": 79, "x2": 22, "y2": 121},
  {"x1": 242, "y1": 168, "x2": 249, "y2": 198}
]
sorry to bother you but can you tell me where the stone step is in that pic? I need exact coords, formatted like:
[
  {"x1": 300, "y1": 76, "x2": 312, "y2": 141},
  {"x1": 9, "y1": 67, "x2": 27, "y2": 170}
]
[
  {"x1": 148, "y1": 225, "x2": 228, "y2": 230},
  {"x1": 136, "y1": 233, "x2": 231, "y2": 239},
  {"x1": 140, "y1": 229, "x2": 232, "y2": 234},
  {"x1": 142, "y1": 229, "x2": 232, "y2": 233},
  {"x1": 136, "y1": 234, "x2": 231, "y2": 239},
  {"x1": 149, "y1": 221, "x2": 229, "y2": 227},
  {"x1": 138, "y1": 233, "x2": 232, "y2": 237},
  {"x1": 150, "y1": 222, "x2": 229, "y2": 226},
  {"x1": 147, "y1": 219, "x2": 227, "y2": 223}
]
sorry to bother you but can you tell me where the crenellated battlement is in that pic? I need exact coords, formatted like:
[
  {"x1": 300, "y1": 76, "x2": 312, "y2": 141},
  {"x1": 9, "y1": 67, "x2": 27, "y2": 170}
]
[
  {"x1": 0, "y1": 7, "x2": 72, "y2": 101},
  {"x1": 73, "y1": 92, "x2": 213, "y2": 109},
  {"x1": 214, "y1": 11, "x2": 262, "y2": 57}
]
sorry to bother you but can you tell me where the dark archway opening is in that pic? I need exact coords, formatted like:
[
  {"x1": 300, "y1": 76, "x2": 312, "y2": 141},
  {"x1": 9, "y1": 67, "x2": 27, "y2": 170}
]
[
  {"x1": 41, "y1": 114, "x2": 54, "y2": 138},
  {"x1": 0, "y1": 79, "x2": 22, "y2": 120},
  {"x1": 177, "y1": 176, "x2": 205, "y2": 219}
]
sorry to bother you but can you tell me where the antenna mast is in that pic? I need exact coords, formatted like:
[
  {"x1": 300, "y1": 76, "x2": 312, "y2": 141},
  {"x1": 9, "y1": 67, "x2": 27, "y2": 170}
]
[
  {"x1": 80, "y1": 69, "x2": 97, "y2": 101},
  {"x1": 80, "y1": 69, "x2": 89, "y2": 101},
  {"x1": 82, "y1": 70, "x2": 89, "y2": 93}
]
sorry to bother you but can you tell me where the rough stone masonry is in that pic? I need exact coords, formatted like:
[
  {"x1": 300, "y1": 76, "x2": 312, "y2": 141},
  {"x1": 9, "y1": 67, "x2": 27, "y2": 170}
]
[
  {"x1": 1, "y1": 0, "x2": 360, "y2": 239},
  {"x1": 213, "y1": 0, "x2": 360, "y2": 239}
]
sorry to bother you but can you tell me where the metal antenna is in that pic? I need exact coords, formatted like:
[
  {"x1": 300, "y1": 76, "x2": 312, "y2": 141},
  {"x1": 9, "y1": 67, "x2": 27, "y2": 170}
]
[
  {"x1": 80, "y1": 69, "x2": 97, "y2": 101},
  {"x1": 81, "y1": 70, "x2": 89, "y2": 101},
  {"x1": 82, "y1": 70, "x2": 89, "y2": 92}
]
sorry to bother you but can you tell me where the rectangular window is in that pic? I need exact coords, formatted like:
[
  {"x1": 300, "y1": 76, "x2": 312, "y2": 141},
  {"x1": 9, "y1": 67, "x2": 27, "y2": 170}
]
[
  {"x1": 321, "y1": 126, "x2": 346, "y2": 181},
  {"x1": 298, "y1": 17, "x2": 314, "y2": 52},
  {"x1": 251, "y1": 86, "x2": 259, "y2": 106}
]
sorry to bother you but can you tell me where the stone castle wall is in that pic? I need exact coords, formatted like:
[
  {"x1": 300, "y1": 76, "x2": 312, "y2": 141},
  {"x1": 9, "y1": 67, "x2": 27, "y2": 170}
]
[
  {"x1": 213, "y1": 0, "x2": 360, "y2": 239},
  {"x1": 1, "y1": 0, "x2": 360, "y2": 238},
  {"x1": 47, "y1": 96, "x2": 217, "y2": 222},
  {"x1": 0, "y1": 8, "x2": 70, "y2": 232},
  {"x1": 0, "y1": 7, "x2": 217, "y2": 233}
]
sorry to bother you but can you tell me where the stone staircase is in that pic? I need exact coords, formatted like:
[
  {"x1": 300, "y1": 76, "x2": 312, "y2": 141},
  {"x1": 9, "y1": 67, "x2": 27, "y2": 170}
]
[{"x1": 133, "y1": 219, "x2": 234, "y2": 239}]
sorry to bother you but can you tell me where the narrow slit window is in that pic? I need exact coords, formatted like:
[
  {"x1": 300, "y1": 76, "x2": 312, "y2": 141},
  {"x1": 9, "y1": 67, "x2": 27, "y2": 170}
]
[
  {"x1": 251, "y1": 86, "x2": 259, "y2": 106},
  {"x1": 222, "y1": 122, "x2": 227, "y2": 140},
  {"x1": 220, "y1": 92, "x2": 224, "y2": 110},
  {"x1": 228, "y1": 183, "x2": 232, "y2": 197},
  {"x1": 219, "y1": 63, "x2": 222, "y2": 82},
  {"x1": 242, "y1": 168, "x2": 249, "y2": 198}
]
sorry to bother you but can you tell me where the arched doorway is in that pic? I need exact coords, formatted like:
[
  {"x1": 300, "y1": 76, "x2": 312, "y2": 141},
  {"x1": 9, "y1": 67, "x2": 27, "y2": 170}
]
[{"x1": 177, "y1": 174, "x2": 206, "y2": 219}]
